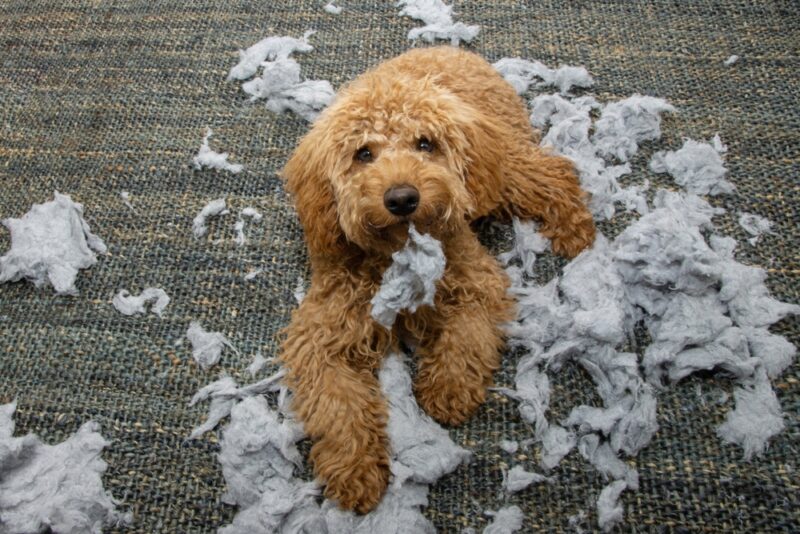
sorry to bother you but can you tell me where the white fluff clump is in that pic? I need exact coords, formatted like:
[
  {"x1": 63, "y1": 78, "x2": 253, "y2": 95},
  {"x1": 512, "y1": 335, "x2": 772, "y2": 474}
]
[
  {"x1": 120, "y1": 191, "x2": 135, "y2": 211},
  {"x1": 0, "y1": 401, "x2": 132, "y2": 534},
  {"x1": 192, "y1": 198, "x2": 228, "y2": 238},
  {"x1": 592, "y1": 95, "x2": 676, "y2": 162},
  {"x1": 502, "y1": 465, "x2": 550, "y2": 493},
  {"x1": 649, "y1": 135, "x2": 734, "y2": 195},
  {"x1": 324, "y1": 1, "x2": 342, "y2": 14},
  {"x1": 493, "y1": 58, "x2": 594, "y2": 95},
  {"x1": 0, "y1": 191, "x2": 107, "y2": 295},
  {"x1": 596, "y1": 480, "x2": 627, "y2": 532},
  {"x1": 370, "y1": 224, "x2": 446, "y2": 328},
  {"x1": 186, "y1": 321, "x2": 239, "y2": 370},
  {"x1": 190, "y1": 354, "x2": 469, "y2": 533},
  {"x1": 234, "y1": 207, "x2": 263, "y2": 246},
  {"x1": 112, "y1": 287, "x2": 170, "y2": 317},
  {"x1": 193, "y1": 129, "x2": 244, "y2": 174},
  {"x1": 227, "y1": 32, "x2": 314, "y2": 82},
  {"x1": 230, "y1": 31, "x2": 334, "y2": 122},
  {"x1": 397, "y1": 0, "x2": 480, "y2": 46},
  {"x1": 483, "y1": 505, "x2": 524, "y2": 534},
  {"x1": 738, "y1": 212, "x2": 773, "y2": 245},
  {"x1": 724, "y1": 55, "x2": 739, "y2": 66}
]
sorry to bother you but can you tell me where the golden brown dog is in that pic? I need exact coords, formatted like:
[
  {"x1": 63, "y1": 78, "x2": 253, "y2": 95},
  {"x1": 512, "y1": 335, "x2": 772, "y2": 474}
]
[{"x1": 280, "y1": 46, "x2": 595, "y2": 513}]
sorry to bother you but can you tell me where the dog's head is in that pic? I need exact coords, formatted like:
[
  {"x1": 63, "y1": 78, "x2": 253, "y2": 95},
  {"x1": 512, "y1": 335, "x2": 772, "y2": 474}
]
[{"x1": 283, "y1": 73, "x2": 504, "y2": 259}]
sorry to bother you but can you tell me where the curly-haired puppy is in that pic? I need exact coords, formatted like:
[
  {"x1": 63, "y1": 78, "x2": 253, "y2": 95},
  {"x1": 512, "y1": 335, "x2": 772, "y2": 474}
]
[{"x1": 280, "y1": 46, "x2": 595, "y2": 513}]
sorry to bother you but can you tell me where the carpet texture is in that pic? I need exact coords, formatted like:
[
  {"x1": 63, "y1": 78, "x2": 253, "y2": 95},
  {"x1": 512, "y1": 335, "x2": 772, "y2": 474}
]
[{"x1": 1, "y1": 1, "x2": 798, "y2": 532}]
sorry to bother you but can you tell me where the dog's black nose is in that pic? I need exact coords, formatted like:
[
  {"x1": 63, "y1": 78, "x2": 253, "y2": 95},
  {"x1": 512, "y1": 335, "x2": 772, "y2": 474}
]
[{"x1": 383, "y1": 185, "x2": 420, "y2": 216}]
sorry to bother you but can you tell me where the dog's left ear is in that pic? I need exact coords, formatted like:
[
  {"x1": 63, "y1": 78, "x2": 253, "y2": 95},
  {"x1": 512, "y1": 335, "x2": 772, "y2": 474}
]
[{"x1": 282, "y1": 122, "x2": 348, "y2": 261}]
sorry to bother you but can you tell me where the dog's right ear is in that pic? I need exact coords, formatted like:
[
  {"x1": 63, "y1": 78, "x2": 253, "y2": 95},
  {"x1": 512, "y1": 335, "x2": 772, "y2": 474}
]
[{"x1": 282, "y1": 124, "x2": 347, "y2": 260}]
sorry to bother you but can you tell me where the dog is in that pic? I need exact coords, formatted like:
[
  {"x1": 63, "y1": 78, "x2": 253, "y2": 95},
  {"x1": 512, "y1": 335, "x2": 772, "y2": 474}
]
[{"x1": 279, "y1": 46, "x2": 595, "y2": 513}]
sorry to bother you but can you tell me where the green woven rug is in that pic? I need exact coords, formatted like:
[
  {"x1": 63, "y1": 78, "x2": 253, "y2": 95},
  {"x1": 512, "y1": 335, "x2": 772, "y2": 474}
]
[{"x1": 0, "y1": 1, "x2": 797, "y2": 531}]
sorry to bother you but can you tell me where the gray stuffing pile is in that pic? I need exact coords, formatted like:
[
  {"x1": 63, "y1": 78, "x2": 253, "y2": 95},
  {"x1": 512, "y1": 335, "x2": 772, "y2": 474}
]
[
  {"x1": 397, "y1": 0, "x2": 480, "y2": 46},
  {"x1": 494, "y1": 61, "x2": 799, "y2": 531},
  {"x1": 192, "y1": 198, "x2": 229, "y2": 238},
  {"x1": 227, "y1": 31, "x2": 334, "y2": 122},
  {"x1": 190, "y1": 353, "x2": 470, "y2": 533},
  {"x1": 0, "y1": 401, "x2": 131, "y2": 534},
  {"x1": 0, "y1": 191, "x2": 107, "y2": 295}
]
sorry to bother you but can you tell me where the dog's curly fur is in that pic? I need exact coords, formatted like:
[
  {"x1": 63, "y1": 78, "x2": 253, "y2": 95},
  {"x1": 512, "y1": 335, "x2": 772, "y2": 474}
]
[{"x1": 279, "y1": 46, "x2": 595, "y2": 513}]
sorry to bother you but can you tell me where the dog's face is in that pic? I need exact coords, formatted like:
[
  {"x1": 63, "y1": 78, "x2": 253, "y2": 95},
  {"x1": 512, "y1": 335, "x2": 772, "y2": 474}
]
[{"x1": 284, "y1": 74, "x2": 496, "y2": 258}]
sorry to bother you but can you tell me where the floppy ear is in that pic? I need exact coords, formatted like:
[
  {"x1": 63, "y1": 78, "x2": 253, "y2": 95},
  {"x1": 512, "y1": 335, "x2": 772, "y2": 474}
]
[{"x1": 282, "y1": 124, "x2": 348, "y2": 260}]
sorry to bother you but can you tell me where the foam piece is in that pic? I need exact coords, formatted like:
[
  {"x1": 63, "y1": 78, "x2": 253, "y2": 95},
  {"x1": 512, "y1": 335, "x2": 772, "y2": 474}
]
[
  {"x1": 192, "y1": 129, "x2": 243, "y2": 174},
  {"x1": 0, "y1": 191, "x2": 107, "y2": 295},
  {"x1": 186, "y1": 321, "x2": 238, "y2": 370},
  {"x1": 371, "y1": 224, "x2": 446, "y2": 328},
  {"x1": 227, "y1": 31, "x2": 314, "y2": 81},
  {"x1": 493, "y1": 58, "x2": 593, "y2": 95},
  {"x1": 649, "y1": 135, "x2": 734, "y2": 195},
  {"x1": 483, "y1": 505, "x2": 524, "y2": 534},
  {"x1": 502, "y1": 465, "x2": 550, "y2": 493},
  {"x1": 738, "y1": 212, "x2": 773, "y2": 245},
  {"x1": 192, "y1": 198, "x2": 228, "y2": 238},
  {"x1": 397, "y1": 0, "x2": 480, "y2": 46},
  {"x1": 112, "y1": 287, "x2": 170, "y2": 317},
  {"x1": 0, "y1": 401, "x2": 131, "y2": 534}
]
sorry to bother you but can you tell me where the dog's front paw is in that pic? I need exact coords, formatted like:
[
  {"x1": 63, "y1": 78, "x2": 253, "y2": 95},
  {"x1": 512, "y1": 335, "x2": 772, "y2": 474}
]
[
  {"x1": 311, "y1": 437, "x2": 391, "y2": 514},
  {"x1": 414, "y1": 370, "x2": 486, "y2": 426},
  {"x1": 547, "y1": 211, "x2": 596, "y2": 259}
]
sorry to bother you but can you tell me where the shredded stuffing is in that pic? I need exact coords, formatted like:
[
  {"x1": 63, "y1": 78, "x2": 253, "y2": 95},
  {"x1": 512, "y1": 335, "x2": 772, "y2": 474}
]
[
  {"x1": 371, "y1": 224, "x2": 446, "y2": 328},
  {"x1": 120, "y1": 191, "x2": 135, "y2": 211},
  {"x1": 244, "y1": 268, "x2": 263, "y2": 281},
  {"x1": 193, "y1": 129, "x2": 244, "y2": 174},
  {"x1": 502, "y1": 465, "x2": 550, "y2": 493},
  {"x1": 229, "y1": 31, "x2": 334, "y2": 122},
  {"x1": 397, "y1": 0, "x2": 480, "y2": 46},
  {"x1": 190, "y1": 354, "x2": 469, "y2": 532},
  {"x1": 650, "y1": 135, "x2": 734, "y2": 195},
  {"x1": 483, "y1": 505, "x2": 524, "y2": 534},
  {"x1": 186, "y1": 321, "x2": 239, "y2": 370},
  {"x1": 724, "y1": 55, "x2": 739, "y2": 66},
  {"x1": 112, "y1": 287, "x2": 170, "y2": 317},
  {"x1": 293, "y1": 276, "x2": 306, "y2": 304},
  {"x1": 493, "y1": 58, "x2": 593, "y2": 95},
  {"x1": 0, "y1": 401, "x2": 132, "y2": 534},
  {"x1": 192, "y1": 198, "x2": 228, "y2": 238},
  {"x1": 738, "y1": 212, "x2": 773, "y2": 245},
  {"x1": 227, "y1": 31, "x2": 315, "y2": 82},
  {"x1": 247, "y1": 352, "x2": 271, "y2": 377},
  {"x1": 494, "y1": 64, "x2": 798, "y2": 530},
  {"x1": 0, "y1": 191, "x2": 107, "y2": 295},
  {"x1": 234, "y1": 207, "x2": 263, "y2": 246},
  {"x1": 498, "y1": 440, "x2": 519, "y2": 455},
  {"x1": 324, "y1": 1, "x2": 342, "y2": 14}
]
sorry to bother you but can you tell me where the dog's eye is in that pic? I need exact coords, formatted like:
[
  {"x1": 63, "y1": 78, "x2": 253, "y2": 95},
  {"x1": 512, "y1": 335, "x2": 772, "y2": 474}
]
[
  {"x1": 355, "y1": 147, "x2": 373, "y2": 163},
  {"x1": 417, "y1": 137, "x2": 434, "y2": 153}
]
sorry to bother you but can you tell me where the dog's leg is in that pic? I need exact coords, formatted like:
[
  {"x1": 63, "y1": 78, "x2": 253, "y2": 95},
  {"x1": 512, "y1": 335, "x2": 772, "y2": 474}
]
[
  {"x1": 280, "y1": 269, "x2": 393, "y2": 514},
  {"x1": 499, "y1": 145, "x2": 596, "y2": 258},
  {"x1": 410, "y1": 237, "x2": 514, "y2": 425}
]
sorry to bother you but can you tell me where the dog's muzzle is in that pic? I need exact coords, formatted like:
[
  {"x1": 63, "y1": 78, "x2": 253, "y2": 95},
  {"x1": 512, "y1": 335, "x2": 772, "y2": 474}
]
[{"x1": 383, "y1": 184, "x2": 419, "y2": 216}]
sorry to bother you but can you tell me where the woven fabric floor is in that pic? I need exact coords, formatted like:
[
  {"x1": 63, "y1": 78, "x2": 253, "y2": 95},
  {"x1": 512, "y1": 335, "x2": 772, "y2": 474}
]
[{"x1": 1, "y1": 1, "x2": 798, "y2": 532}]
